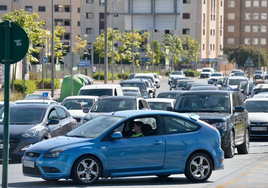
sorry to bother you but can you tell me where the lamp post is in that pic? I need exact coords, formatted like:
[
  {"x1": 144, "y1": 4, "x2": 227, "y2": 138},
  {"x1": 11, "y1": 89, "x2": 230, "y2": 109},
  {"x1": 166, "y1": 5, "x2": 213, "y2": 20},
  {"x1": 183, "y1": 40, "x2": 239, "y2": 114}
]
[
  {"x1": 194, "y1": 22, "x2": 200, "y2": 77},
  {"x1": 36, "y1": 44, "x2": 44, "y2": 89},
  {"x1": 56, "y1": 47, "x2": 63, "y2": 79},
  {"x1": 84, "y1": 48, "x2": 88, "y2": 76},
  {"x1": 111, "y1": 0, "x2": 119, "y2": 82},
  {"x1": 51, "y1": 0, "x2": 55, "y2": 97}
]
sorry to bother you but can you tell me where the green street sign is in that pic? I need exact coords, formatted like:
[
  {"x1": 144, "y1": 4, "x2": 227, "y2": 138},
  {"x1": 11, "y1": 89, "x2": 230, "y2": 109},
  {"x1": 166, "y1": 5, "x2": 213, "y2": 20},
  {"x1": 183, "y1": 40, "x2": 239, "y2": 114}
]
[{"x1": 0, "y1": 21, "x2": 29, "y2": 64}]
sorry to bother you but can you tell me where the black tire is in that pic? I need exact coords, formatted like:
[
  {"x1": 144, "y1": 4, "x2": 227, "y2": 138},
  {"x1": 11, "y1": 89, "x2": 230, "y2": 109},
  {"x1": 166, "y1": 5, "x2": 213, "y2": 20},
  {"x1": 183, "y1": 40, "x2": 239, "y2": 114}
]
[
  {"x1": 184, "y1": 152, "x2": 213, "y2": 183},
  {"x1": 72, "y1": 155, "x2": 101, "y2": 185},
  {"x1": 157, "y1": 175, "x2": 171, "y2": 178},
  {"x1": 224, "y1": 131, "x2": 235, "y2": 158},
  {"x1": 237, "y1": 128, "x2": 249, "y2": 154}
]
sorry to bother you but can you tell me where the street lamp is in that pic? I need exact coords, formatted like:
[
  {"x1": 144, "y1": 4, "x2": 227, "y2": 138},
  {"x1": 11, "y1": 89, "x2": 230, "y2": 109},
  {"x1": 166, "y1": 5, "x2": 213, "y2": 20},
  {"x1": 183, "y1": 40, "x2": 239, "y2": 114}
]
[{"x1": 84, "y1": 48, "x2": 88, "y2": 76}]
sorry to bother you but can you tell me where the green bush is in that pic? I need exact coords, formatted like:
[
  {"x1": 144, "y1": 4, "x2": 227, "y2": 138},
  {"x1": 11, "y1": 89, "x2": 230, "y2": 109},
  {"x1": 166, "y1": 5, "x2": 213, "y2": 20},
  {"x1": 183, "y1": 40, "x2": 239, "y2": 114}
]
[
  {"x1": 2, "y1": 80, "x2": 36, "y2": 95},
  {"x1": 29, "y1": 72, "x2": 39, "y2": 80},
  {"x1": 93, "y1": 72, "x2": 116, "y2": 80},
  {"x1": 35, "y1": 78, "x2": 61, "y2": 89},
  {"x1": 165, "y1": 71, "x2": 171, "y2": 76},
  {"x1": 184, "y1": 70, "x2": 200, "y2": 77},
  {"x1": 118, "y1": 73, "x2": 130, "y2": 79}
]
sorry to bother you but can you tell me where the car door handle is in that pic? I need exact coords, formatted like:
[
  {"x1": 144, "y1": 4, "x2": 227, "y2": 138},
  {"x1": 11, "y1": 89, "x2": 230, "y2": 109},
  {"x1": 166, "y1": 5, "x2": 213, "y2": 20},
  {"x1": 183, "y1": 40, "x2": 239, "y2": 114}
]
[{"x1": 153, "y1": 141, "x2": 163, "y2": 145}]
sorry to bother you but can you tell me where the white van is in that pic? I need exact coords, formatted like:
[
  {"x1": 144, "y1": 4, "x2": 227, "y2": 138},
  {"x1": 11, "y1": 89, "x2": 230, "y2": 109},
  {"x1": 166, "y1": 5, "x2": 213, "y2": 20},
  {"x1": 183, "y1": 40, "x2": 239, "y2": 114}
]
[
  {"x1": 200, "y1": 68, "x2": 214, "y2": 78},
  {"x1": 78, "y1": 84, "x2": 123, "y2": 97}
]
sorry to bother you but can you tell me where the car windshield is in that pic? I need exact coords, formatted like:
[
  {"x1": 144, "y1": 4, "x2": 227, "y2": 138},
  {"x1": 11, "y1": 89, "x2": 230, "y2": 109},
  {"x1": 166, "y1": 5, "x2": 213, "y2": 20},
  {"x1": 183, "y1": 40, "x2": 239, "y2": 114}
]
[
  {"x1": 91, "y1": 99, "x2": 136, "y2": 112},
  {"x1": 121, "y1": 83, "x2": 147, "y2": 93},
  {"x1": 148, "y1": 102, "x2": 171, "y2": 110},
  {"x1": 135, "y1": 76, "x2": 154, "y2": 83},
  {"x1": 79, "y1": 89, "x2": 113, "y2": 97},
  {"x1": 245, "y1": 101, "x2": 268, "y2": 112},
  {"x1": 255, "y1": 71, "x2": 262, "y2": 74},
  {"x1": 177, "y1": 81, "x2": 189, "y2": 87},
  {"x1": 202, "y1": 69, "x2": 211, "y2": 72},
  {"x1": 157, "y1": 93, "x2": 182, "y2": 99},
  {"x1": 253, "y1": 88, "x2": 268, "y2": 95},
  {"x1": 153, "y1": 75, "x2": 157, "y2": 78},
  {"x1": 231, "y1": 70, "x2": 240, "y2": 73},
  {"x1": 0, "y1": 107, "x2": 46, "y2": 124},
  {"x1": 211, "y1": 73, "x2": 222, "y2": 76},
  {"x1": 66, "y1": 115, "x2": 124, "y2": 138},
  {"x1": 171, "y1": 71, "x2": 182, "y2": 75},
  {"x1": 228, "y1": 79, "x2": 247, "y2": 86},
  {"x1": 128, "y1": 74, "x2": 135, "y2": 79},
  {"x1": 61, "y1": 99, "x2": 94, "y2": 110},
  {"x1": 174, "y1": 94, "x2": 231, "y2": 113},
  {"x1": 234, "y1": 72, "x2": 244, "y2": 76}
]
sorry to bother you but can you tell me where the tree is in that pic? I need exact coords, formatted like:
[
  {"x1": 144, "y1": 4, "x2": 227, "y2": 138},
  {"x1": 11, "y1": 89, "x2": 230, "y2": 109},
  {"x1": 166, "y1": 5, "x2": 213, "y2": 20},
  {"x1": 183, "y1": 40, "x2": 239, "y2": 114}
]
[
  {"x1": 223, "y1": 45, "x2": 268, "y2": 68},
  {"x1": 73, "y1": 35, "x2": 88, "y2": 59}
]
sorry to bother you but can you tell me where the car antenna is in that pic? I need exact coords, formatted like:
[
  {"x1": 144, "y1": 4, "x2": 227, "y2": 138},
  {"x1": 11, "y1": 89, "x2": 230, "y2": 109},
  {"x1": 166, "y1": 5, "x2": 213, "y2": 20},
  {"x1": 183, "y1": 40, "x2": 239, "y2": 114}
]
[{"x1": 112, "y1": 111, "x2": 117, "y2": 115}]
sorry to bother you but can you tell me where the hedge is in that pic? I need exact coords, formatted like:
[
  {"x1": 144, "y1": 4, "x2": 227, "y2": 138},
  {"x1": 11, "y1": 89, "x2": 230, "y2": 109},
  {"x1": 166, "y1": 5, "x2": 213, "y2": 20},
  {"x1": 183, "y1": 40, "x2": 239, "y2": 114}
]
[
  {"x1": 93, "y1": 72, "x2": 118, "y2": 80},
  {"x1": 184, "y1": 70, "x2": 200, "y2": 77},
  {"x1": 165, "y1": 71, "x2": 171, "y2": 76},
  {"x1": 2, "y1": 80, "x2": 36, "y2": 95},
  {"x1": 35, "y1": 78, "x2": 61, "y2": 89},
  {"x1": 117, "y1": 73, "x2": 130, "y2": 79}
]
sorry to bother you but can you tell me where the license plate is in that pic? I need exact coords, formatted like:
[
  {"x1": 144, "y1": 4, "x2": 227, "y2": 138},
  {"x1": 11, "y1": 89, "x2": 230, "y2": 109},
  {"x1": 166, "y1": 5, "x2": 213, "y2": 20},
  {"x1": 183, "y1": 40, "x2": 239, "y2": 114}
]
[
  {"x1": 251, "y1": 127, "x2": 267, "y2": 131},
  {"x1": 23, "y1": 160, "x2": 35, "y2": 168}
]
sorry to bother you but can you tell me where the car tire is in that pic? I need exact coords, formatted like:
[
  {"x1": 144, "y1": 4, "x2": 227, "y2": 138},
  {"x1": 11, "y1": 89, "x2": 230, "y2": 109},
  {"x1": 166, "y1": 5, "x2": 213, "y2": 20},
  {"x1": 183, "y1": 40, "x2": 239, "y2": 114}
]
[
  {"x1": 237, "y1": 128, "x2": 249, "y2": 154},
  {"x1": 72, "y1": 155, "x2": 101, "y2": 185},
  {"x1": 184, "y1": 152, "x2": 213, "y2": 183},
  {"x1": 224, "y1": 131, "x2": 235, "y2": 158},
  {"x1": 157, "y1": 175, "x2": 171, "y2": 178}
]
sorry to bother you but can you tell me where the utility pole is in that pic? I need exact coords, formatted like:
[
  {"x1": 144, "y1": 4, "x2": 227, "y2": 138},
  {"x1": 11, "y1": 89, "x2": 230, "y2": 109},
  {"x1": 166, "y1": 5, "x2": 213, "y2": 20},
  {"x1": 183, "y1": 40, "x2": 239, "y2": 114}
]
[
  {"x1": 104, "y1": 0, "x2": 108, "y2": 83},
  {"x1": 91, "y1": 1, "x2": 94, "y2": 79},
  {"x1": 51, "y1": 0, "x2": 55, "y2": 97}
]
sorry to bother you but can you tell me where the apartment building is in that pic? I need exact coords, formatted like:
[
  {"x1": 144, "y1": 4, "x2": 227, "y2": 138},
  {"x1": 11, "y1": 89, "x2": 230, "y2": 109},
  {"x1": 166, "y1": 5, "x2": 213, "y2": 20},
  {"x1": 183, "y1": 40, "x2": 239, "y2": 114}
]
[
  {"x1": 224, "y1": 0, "x2": 268, "y2": 47},
  {"x1": 0, "y1": 0, "x2": 80, "y2": 49}
]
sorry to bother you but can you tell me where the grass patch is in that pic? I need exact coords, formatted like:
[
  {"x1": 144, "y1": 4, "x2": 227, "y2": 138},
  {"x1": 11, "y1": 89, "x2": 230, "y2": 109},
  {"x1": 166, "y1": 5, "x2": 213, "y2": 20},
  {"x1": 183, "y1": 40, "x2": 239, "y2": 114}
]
[{"x1": 0, "y1": 92, "x2": 24, "y2": 102}]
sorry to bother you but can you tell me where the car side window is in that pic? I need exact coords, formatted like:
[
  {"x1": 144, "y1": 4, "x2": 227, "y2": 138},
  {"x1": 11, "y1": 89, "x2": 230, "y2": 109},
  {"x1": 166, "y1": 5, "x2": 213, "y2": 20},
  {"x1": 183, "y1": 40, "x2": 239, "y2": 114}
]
[
  {"x1": 48, "y1": 109, "x2": 58, "y2": 120},
  {"x1": 163, "y1": 115, "x2": 199, "y2": 134},
  {"x1": 236, "y1": 93, "x2": 244, "y2": 106},
  {"x1": 141, "y1": 100, "x2": 149, "y2": 109},
  {"x1": 114, "y1": 89, "x2": 117, "y2": 96},
  {"x1": 55, "y1": 107, "x2": 68, "y2": 119},
  {"x1": 138, "y1": 101, "x2": 144, "y2": 109}
]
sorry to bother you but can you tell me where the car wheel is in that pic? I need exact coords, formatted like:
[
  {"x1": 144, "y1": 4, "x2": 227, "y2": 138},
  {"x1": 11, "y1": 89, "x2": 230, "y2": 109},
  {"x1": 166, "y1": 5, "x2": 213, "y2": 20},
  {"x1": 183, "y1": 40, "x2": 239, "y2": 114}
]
[
  {"x1": 184, "y1": 152, "x2": 212, "y2": 183},
  {"x1": 237, "y1": 128, "x2": 249, "y2": 154},
  {"x1": 157, "y1": 175, "x2": 171, "y2": 178},
  {"x1": 224, "y1": 131, "x2": 235, "y2": 158},
  {"x1": 72, "y1": 155, "x2": 101, "y2": 185}
]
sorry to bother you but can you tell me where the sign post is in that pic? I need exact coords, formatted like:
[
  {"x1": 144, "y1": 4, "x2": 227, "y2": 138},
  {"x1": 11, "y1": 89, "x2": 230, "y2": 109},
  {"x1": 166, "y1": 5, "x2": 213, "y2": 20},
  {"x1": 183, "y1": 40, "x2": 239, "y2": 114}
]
[
  {"x1": 0, "y1": 20, "x2": 29, "y2": 188},
  {"x1": 244, "y1": 57, "x2": 254, "y2": 80}
]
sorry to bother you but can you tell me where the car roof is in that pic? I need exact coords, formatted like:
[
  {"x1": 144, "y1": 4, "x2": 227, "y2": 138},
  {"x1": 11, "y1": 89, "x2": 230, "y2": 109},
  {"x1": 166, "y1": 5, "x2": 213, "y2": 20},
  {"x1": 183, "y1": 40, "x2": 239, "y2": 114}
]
[
  {"x1": 80, "y1": 84, "x2": 121, "y2": 89},
  {"x1": 15, "y1": 99, "x2": 56, "y2": 103},
  {"x1": 120, "y1": 80, "x2": 146, "y2": 84},
  {"x1": 181, "y1": 91, "x2": 232, "y2": 95},
  {"x1": 245, "y1": 98, "x2": 268, "y2": 102},
  {"x1": 158, "y1": 90, "x2": 186, "y2": 94},
  {"x1": 228, "y1": 76, "x2": 247, "y2": 80},
  {"x1": 191, "y1": 86, "x2": 219, "y2": 90},
  {"x1": 122, "y1": 87, "x2": 140, "y2": 90},
  {"x1": 145, "y1": 98, "x2": 176, "y2": 103},
  {"x1": 63, "y1": 96, "x2": 99, "y2": 100},
  {"x1": 253, "y1": 84, "x2": 268, "y2": 89},
  {"x1": 98, "y1": 96, "x2": 140, "y2": 100},
  {"x1": 10, "y1": 103, "x2": 52, "y2": 109}
]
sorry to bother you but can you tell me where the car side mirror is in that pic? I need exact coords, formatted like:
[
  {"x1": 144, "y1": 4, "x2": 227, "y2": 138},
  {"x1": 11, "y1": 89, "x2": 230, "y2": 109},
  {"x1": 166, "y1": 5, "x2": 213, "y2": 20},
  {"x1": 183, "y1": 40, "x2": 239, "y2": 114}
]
[
  {"x1": 149, "y1": 90, "x2": 153, "y2": 93},
  {"x1": 47, "y1": 119, "x2": 59, "y2": 125},
  {"x1": 235, "y1": 106, "x2": 244, "y2": 112},
  {"x1": 167, "y1": 106, "x2": 173, "y2": 111},
  {"x1": 83, "y1": 108, "x2": 90, "y2": 114},
  {"x1": 111, "y1": 132, "x2": 122, "y2": 139}
]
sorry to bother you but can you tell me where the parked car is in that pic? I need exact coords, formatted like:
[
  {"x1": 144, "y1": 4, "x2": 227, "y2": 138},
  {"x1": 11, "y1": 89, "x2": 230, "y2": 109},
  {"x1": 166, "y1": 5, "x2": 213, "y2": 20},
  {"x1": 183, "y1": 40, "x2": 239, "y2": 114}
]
[
  {"x1": 168, "y1": 71, "x2": 185, "y2": 84},
  {"x1": 0, "y1": 104, "x2": 77, "y2": 159},
  {"x1": 83, "y1": 96, "x2": 150, "y2": 123},
  {"x1": 253, "y1": 92, "x2": 268, "y2": 98},
  {"x1": 22, "y1": 110, "x2": 224, "y2": 184},
  {"x1": 171, "y1": 91, "x2": 250, "y2": 158},
  {"x1": 200, "y1": 68, "x2": 214, "y2": 78},
  {"x1": 78, "y1": 84, "x2": 123, "y2": 97},
  {"x1": 157, "y1": 91, "x2": 186, "y2": 100},
  {"x1": 229, "y1": 69, "x2": 242, "y2": 77},
  {"x1": 145, "y1": 98, "x2": 176, "y2": 110},
  {"x1": 245, "y1": 98, "x2": 268, "y2": 137},
  {"x1": 61, "y1": 96, "x2": 100, "y2": 125}
]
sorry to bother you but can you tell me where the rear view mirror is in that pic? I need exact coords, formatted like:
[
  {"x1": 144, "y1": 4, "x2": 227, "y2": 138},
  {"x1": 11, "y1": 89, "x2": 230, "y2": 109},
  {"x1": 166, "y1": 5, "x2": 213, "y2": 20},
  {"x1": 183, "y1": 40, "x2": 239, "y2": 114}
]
[
  {"x1": 111, "y1": 132, "x2": 122, "y2": 139},
  {"x1": 47, "y1": 119, "x2": 59, "y2": 125}
]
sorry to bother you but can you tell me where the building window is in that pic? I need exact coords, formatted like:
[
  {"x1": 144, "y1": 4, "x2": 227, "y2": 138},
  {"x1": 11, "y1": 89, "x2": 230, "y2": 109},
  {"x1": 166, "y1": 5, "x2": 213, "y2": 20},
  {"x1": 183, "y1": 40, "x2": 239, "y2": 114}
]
[
  {"x1": 204, "y1": 0, "x2": 206, "y2": 4},
  {"x1": 62, "y1": 42, "x2": 69, "y2": 46},
  {"x1": 227, "y1": 38, "x2": 235, "y2": 45},
  {"x1": 261, "y1": 13, "x2": 267, "y2": 20},
  {"x1": 213, "y1": 44, "x2": 215, "y2": 50},
  {"x1": 86, "y1": 12, "x2": 94, "y2": 19},
  {"x1": 261, "y1": 1, "x2": 267, "y2": 7},
  {"x1": 183, "y1": 13, "x2": 190, "y2": 19},
  {"x1": 253, "y1": 26, "x2": 259, "y2": 32},
  {"x1": 99, "y1": 0, "x2": 105, "y2": 6},
  {"x1": 245, "y1": 13, "x2": 251, "y2": 20},
  {"x1": 221, "y1": 0, "x2": 223, "y2": 6},
  {"x1": 261, "y1": 25, "x2": 267, "y2": 32},
  {"x1": 245, "y1": 25, "x2": 251, "y2": 32},
  {"x1": 99, "y1": 29, "x2": 104, "y2": 34},
  {"x1": 77, "y1": 7, "x2": 80, "y2": 13},
  {"x1": 155, "y1": 30, "x2": 159, "y2": 32},
  {"x1": 261, "y1": 38, "x2": 267, "y2": 45},
  {"x1": 203, "y1": 29, "x2": 205, "y2": 35},
  {"x1": 228, "y1": 1, "x2": 235, "y2": 7},
  {"x1": 245, "y1": 38, "x2": 251, "y2": 45},
  {"x1": 64, "y1": 33, "x2": 70, "y2": 40},
  {"x1": 183, "y1": 0, "x2": 190, "y2": 3},
  {"x1": 64, "y1": 19, "x2": 70, "y2": 26},
  {"x1": 203, "y1": 44, "x2": 205, "y2": 50},
  {"x1": 25, "y1": 6, "x2": 33, "y2": 12},
  {"x1": 253, "y1": 13, "x2": 259, "y2": 20},
  {"x1": 182, "y1": 29, "x2": 190, "y2": 35},
  {"x1": 86, "y1": 28, "x2": 92, "y2": 34},
  {"x1": 55, "y1": 19, "x2": 63, "y2": 26},
  {"x1": 14, "y1": 0, "x2": 19, "y2": 2},
  {"x1": 210, "y1": 44, "x2": 212, "y2": 50},
  {"x1": 210, "y1": 29, "x2": 212, "y2": 35},
  {"x1": 228, "y1": 13, "x2": 235, "y2": 20},
  {"x1": 77, "y1": 21, "x2": 80, "y2": 26},
  {"x1": 252, "y1": 38, "x2": 258, "y2": 45},
  {"x1": 228, "y1": 26, "x2": 235, "y2": 32},
  {"x1": 165, "y1": 30, "x2": 170, "y2": 34},
  {"x1": 0, "y1": 5, "x2": 7, "y2": 11},
  {"x1": 213, "y1": 29, "x2": 215, "y2": 36},
  {"x1": 86, "y1": 0, "x2": 94, "y2": 3},
  {"x1": 54, "y1": 5, "x2": 70, "y2": 12},
  {"x1": 38, "y1": 6, "x2": 46, "y2": 12},
  {"x1": 245, "y1": 1, "x2": 251, "y2": 7},
  {"x1": 253, "y1": 1, "x2": 259, "y2": 7}
]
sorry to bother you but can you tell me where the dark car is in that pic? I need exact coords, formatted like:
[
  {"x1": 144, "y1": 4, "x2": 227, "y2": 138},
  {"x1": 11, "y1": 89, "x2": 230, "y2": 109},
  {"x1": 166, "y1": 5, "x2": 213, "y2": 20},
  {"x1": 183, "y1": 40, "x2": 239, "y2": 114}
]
[
  {"x1": 120, "y1": 79, "x2": 151, "y2": 98},
  {"x1": 83, "y1": 96, "x2": 150, "y2": 122},
  {"x1": 157, "y1": 91, "x2": 185, "y2": 100},
  {"x1": 0, "y1": 104, "x2": 77, "y2": 159},
  {"x1": 170, "y1": 77, "x2": 191, "y2": 90},
  {"x1": 171, "y1": 91, "x2": 250, "y2": 158},
  {"x1": 253, "y1": 70, "x2": 264, "y2": 80}
]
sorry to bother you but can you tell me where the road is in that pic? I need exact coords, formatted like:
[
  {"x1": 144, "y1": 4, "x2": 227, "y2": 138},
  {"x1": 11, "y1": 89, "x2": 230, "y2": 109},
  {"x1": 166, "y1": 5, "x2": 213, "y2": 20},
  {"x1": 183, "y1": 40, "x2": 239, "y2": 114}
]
[{"x1": 1, "y1": 77, "x2": 268, "y2": 188}]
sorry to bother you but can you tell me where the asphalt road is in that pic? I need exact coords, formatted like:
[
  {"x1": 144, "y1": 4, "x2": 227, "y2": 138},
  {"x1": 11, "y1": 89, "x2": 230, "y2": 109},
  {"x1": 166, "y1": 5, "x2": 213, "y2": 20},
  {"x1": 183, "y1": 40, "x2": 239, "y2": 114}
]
[{"x1": 1, "y1": 77, "x2": 268, "y2": 188}]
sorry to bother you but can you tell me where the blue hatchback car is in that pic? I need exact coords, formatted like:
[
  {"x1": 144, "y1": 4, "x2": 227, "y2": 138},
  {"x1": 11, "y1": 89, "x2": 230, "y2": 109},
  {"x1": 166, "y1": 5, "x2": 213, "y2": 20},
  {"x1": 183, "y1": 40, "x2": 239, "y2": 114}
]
[{"x1": 22, "y1": 110, "x2": 224, "y2": 185}]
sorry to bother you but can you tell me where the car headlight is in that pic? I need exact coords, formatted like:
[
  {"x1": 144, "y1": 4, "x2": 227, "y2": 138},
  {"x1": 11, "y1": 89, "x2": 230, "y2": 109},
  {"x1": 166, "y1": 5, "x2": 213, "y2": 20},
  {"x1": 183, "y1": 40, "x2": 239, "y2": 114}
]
[
  {"x1": 212, "y1": 122, "x2": 227, "y2": 131},
  {"x1": 22, "y1": 130, "x2": 39, "y2": 138},
  {"x1": 43, "y1": 149, "x2": 65, "y2": 158}
]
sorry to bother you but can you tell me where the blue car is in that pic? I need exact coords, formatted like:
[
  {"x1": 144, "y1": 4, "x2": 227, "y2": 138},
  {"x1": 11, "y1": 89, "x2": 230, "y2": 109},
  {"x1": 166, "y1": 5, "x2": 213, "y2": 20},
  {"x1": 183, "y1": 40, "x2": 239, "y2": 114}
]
[{"x1": 22, "y1": 110, "x2": 224, "y2": 185}]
